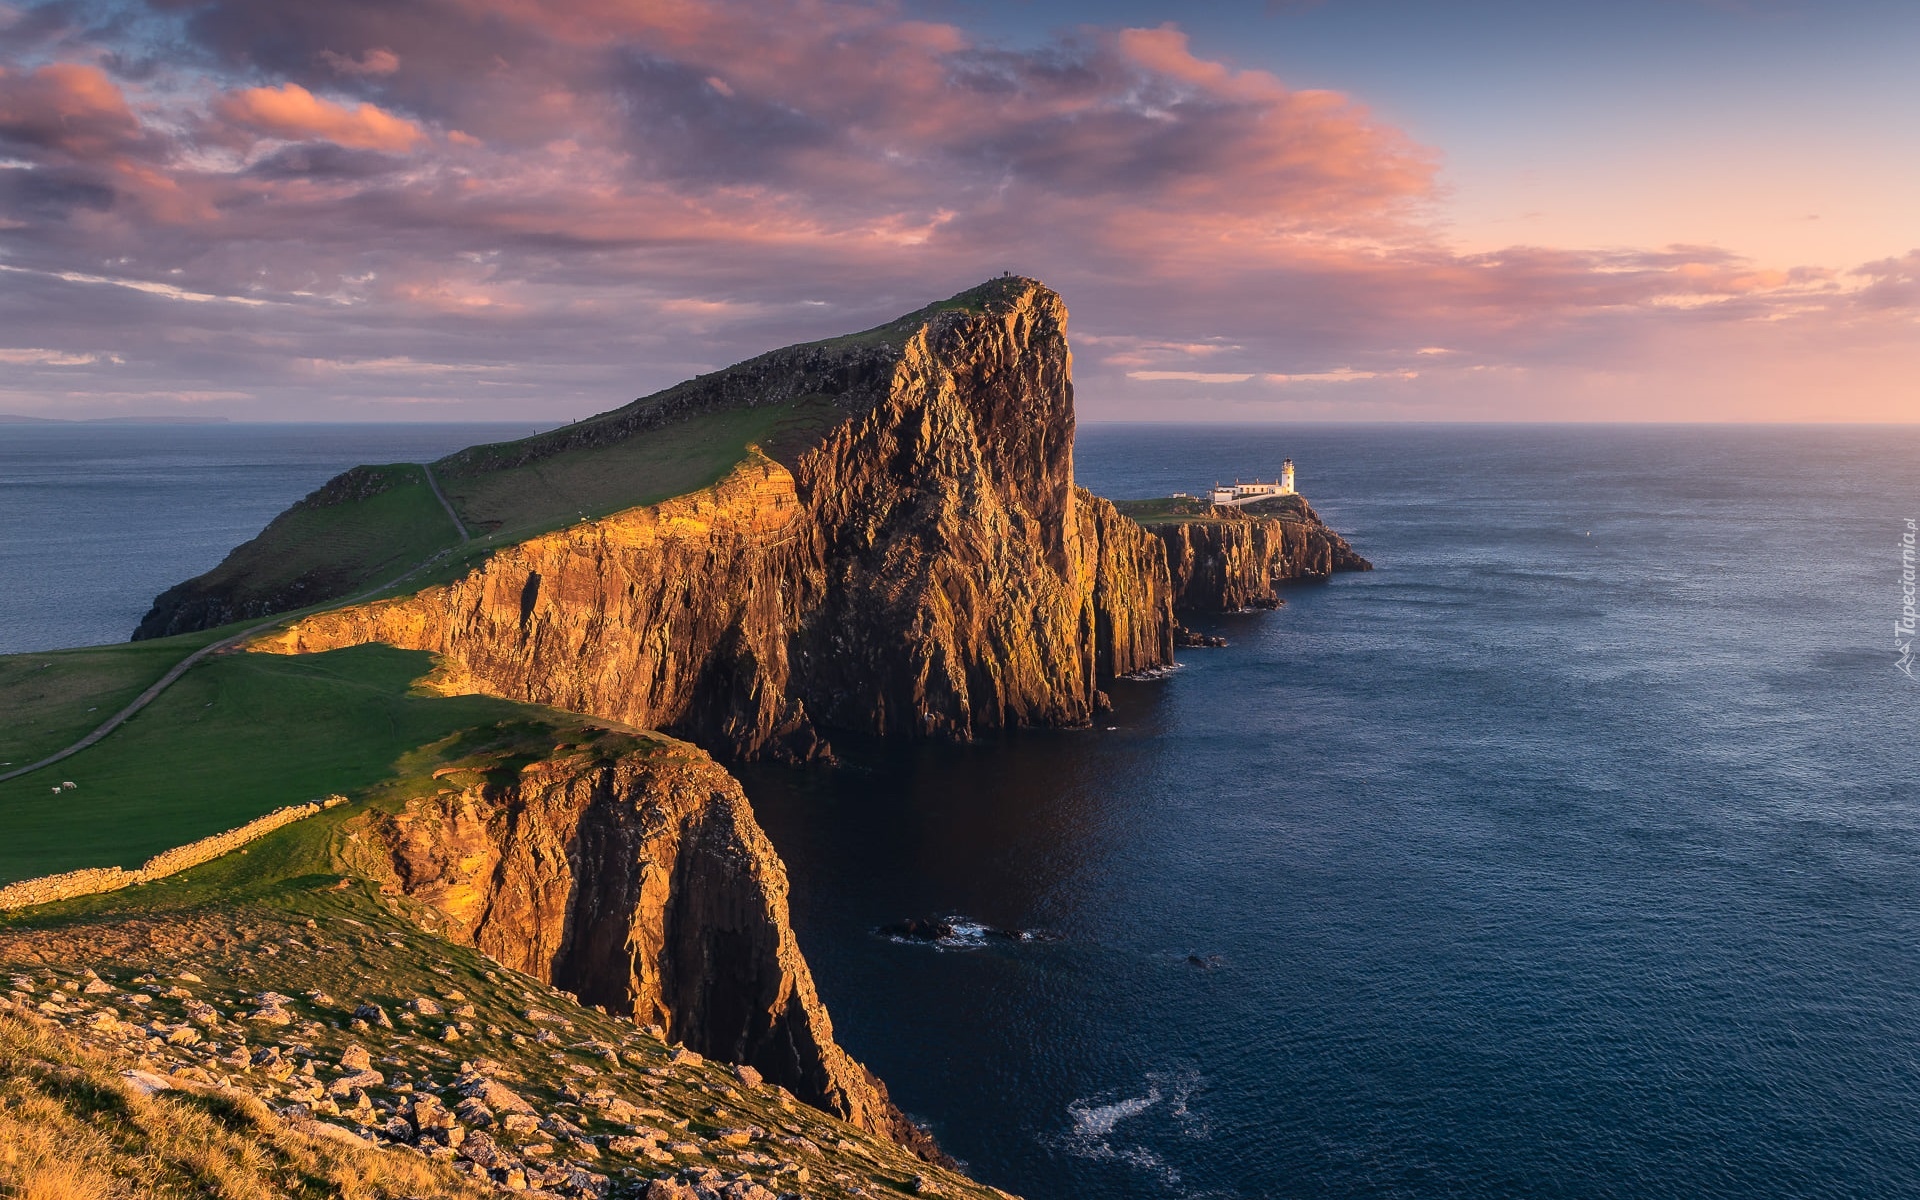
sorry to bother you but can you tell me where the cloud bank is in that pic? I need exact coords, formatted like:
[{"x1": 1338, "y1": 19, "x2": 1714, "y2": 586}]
[{"x1": 0, "y1": 0, "x2": 1911, "y2": 421}]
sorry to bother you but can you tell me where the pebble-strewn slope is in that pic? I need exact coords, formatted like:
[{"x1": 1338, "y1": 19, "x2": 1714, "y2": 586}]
[{"x1": 0, "y1": 904, "x2": 1014, "y2": 1200}]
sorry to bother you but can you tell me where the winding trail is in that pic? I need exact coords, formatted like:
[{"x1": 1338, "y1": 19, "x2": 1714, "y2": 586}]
[
  {"x1": 0, "y1": 506, "x2": 476, "y2": 786},
  {"x1": 0, "y1": 625, "x2": 260, "y2": 785},
  {"x1": 421, "y1": 462, "x2": 470, "y2": 543}
]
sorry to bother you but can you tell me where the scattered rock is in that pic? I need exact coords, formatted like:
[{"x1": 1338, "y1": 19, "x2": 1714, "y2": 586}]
[
  {"x1": 458, "y1": 1071, "x2": 537, "y2": 1115},
  {"x1": 119, "y1": 1069, "x2": 173, "y2": 1096},
  {"x1": 408, "y1": 1093, "x2": 456, "y2": 1132},
  {"x1": 353, "y1": 1002, "x2": 393, "y2": 1028},
  {"x1": 457, "y1": 1128, "x2": 504, "y2": 1168},
  {"x1": 325, "y1": 1069, "x2": 384, "y2": 1097},
  {"x1": 1173, "y1": 625, "x2": 1229, "y2": 649},
  {"x1": 877, "y1": 918, "x2": 955, "y2": 943}
]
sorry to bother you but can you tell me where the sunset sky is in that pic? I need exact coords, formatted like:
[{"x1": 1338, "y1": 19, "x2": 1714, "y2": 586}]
[{"x1": 0, "y1": 0, "x2": 1914, "y2": 423}]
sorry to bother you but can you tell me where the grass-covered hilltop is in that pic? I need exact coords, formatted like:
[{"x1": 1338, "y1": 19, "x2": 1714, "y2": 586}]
[{"x1": 1, "y1": 278, "x2": 1366, "y2": 1199}]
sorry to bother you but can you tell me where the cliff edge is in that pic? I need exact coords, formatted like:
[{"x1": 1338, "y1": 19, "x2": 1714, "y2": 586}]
[{"x1": 352, "y1": 732, "x2": 945, "y2": 1160}]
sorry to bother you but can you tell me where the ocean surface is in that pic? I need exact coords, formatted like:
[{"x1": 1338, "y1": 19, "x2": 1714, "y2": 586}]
[
  {"x1": 0, "y1": 423, "x2": 537, "y2": 654},
  {"x1": 4, "y1": 422, "x2": 1919, "y2": 1199}
]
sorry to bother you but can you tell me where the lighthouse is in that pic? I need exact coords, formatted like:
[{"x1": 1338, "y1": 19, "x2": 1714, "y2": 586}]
[{"x1": 1280, "y1": 459, "x2": 1295, "y2": 495}]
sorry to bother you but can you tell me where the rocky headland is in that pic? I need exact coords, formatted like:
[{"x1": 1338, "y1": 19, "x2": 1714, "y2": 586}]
[
  {"x1": 249, "y1": 281, "x2": 1174, "y2": 764},
  {"x1": 1116, "y1": 493, "x2": 1371, "y2": 613},
  {"x1": 70, "y1": 277, "x2": 1370, "y2": 1194}
]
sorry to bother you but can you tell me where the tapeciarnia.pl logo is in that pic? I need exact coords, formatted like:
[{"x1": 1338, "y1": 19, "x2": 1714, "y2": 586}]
[{"x1": 1899, "y1": 517, "x2": 1916, "y2": 679}]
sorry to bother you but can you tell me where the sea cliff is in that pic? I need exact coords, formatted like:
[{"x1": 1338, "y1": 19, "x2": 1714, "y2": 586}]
[
  {"x1": 352, "y1": 735, "x2": 942, "y2": 1160},
  {"x1": 1119, "y1": 494, "x2": 1371, "y2": 613},
  {"x1": 252, "y1": 281, "x2": 1175, "y2": 760}
]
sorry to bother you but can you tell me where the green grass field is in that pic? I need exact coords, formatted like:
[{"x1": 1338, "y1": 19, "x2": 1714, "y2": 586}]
[
  {"x1": 0, "y1": 627, "x2": 235, "y2": 768},
  {"x1": 0, "y1": 643, "x2": 574, "y2": 884}
]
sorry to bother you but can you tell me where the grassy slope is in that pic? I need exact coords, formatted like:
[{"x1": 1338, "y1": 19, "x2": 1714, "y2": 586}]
[
  {"x1": 0, "y1": 1008, "x2": 491, "y2": 1200},
  {"x1": 0, "y1": 848, "x2": 1002, "y2": 1200},
  {"x1": 0, "y1": 628, "x2": 234, "y2": 768},
  {"x1": 138, "y1": 465, "x2": 462, "y2": 636},
  {"x1": 0, "y1": 645, "x2": 550, "y2": 885},
  {"x1": 436, "y1": 404, "x2": 798, "y2": 546},
  {"x1": 421, "y1": 277, "x2": 1027, "y2": 547}
]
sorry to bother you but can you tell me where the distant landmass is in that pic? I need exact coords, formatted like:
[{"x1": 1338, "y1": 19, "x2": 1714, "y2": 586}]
[{"x1": 0, "y1": 413, "x2": 233, "y2": 425}]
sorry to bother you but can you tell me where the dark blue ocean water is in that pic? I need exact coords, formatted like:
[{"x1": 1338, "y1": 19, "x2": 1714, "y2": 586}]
[
  {"x1": 742, "y1": 425, "x2": 1920, "y2": 1200},
  {"x1": 0, "y1": 423, "x2": 536, "y2": 653},
  {"x1": 3, "y1": 422, "x2": 1918, "y2": 1199}
]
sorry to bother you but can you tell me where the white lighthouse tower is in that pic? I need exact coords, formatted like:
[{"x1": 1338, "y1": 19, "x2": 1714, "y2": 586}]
[{"x1": 1280, "y1": 459, "x2": 1295, "y2": 495}]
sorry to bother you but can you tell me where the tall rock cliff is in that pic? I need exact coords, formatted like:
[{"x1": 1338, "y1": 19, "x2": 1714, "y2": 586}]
[
  {"x1": 253, "y1": 280, "x2": 1175, "y2": 760},
  {"x1": 1138, "y1": 495, "x2": 1371, "y2": 613},
  {"x1": 355, "y1": 735, "x2": 944, "y2": 1159}
]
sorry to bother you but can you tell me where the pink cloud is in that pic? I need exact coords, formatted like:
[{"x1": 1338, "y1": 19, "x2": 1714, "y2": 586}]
[
  {"x1": 215, "y1": 82, "x2": 424, "y2": 151},
  {"x1": 0, "y1": 1, "x2": 1909, "y2": 422},
  {"x1": 0, "y1": 63, "x2": 141, "y2": 158}
]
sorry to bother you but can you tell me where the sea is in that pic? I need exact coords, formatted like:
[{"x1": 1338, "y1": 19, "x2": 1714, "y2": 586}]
[{"x1": 3, "y1": 421, "x2": 1918, "y2": 1199}]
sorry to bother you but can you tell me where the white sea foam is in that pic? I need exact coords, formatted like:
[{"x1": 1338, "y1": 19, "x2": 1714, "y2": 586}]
[
  {"x1": 1055, "y1": 1070, "x2": 1211, "y2": 1192},
  {"x1": 1121, "y1": 662, "x2": 1186, "y2": 681},
  {"x1": 1069, "y1": 1086, "x2": 1161, "y2": 1139}
]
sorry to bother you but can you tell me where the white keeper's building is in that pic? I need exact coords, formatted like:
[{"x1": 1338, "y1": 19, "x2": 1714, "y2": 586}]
[{"x1": 1211, "y1": 459, "x2": 1295, "y2": 506}]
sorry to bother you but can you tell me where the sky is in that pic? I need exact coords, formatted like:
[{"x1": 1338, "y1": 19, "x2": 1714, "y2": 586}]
[{"x1": 0, "y1": 0, "x2": 1914, "y2": 423}]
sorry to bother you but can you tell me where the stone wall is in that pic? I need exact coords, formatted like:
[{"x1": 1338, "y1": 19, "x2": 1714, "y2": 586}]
[{"x1": 0, "y1": 796, "x2": 347, "y2": 912}]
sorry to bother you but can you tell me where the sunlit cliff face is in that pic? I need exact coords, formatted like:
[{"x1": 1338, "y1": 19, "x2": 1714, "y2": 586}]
[{"x1": 0, "y1": 0, "x2": 1913, "y2": 422}]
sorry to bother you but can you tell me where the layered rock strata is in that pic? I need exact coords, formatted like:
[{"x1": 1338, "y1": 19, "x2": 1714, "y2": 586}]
[
  {"x1": 254, "y1": 281, "x2": 1175, "y2": 759},
  {"x1": 356, "y1": 737, "x2": 942, "y2": 1160},
  {"x1": 1143, "y1": 498, "x2": 1371, "y2": 613}
]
